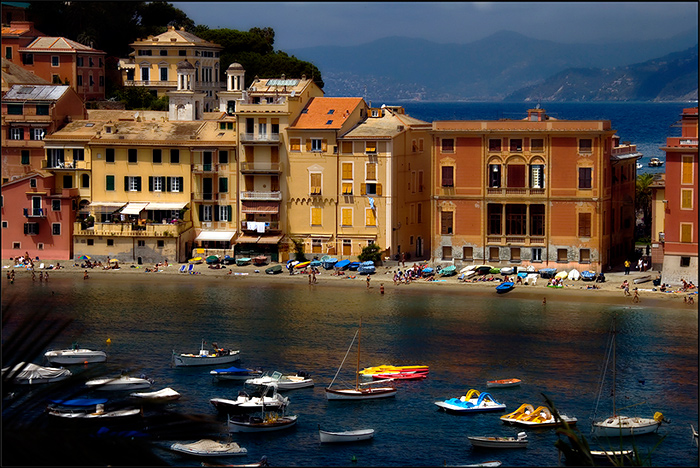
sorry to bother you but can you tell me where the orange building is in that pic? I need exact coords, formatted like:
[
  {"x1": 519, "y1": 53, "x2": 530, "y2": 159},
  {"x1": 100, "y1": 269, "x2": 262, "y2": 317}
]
[
  {"x1": 429, "y1": 108, "x2": 636, "y2": 273},
  {"x1": 2, "y1": 20, "x2": 44, "y2": 66},
  {"x1": 659, "y1": 107, "x2": 698, "y2": 285}
]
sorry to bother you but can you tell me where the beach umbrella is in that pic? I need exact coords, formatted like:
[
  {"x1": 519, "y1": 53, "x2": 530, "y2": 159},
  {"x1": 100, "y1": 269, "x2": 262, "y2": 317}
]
[
  {"x1": 206, "y1": 255, "x2": 219, "y2": 264},
  {"x1": 109, "y1": 258, "x2": 119, "y2": 263},
  {"x1": 78, "y1": 255, "x2": 91, "y2": 261}
]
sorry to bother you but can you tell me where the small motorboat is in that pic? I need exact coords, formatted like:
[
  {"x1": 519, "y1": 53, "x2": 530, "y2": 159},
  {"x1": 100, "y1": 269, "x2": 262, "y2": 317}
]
[
  {"x1": 130, "y1": 387, "x2": 181, "y2": 402},
  {"x1": 648, "y1": 157, "x2": 664, "y2": 167},
  {"x1": 334, "y1": 259, "x2": 351, "y2": 270},
  {"x1": 486, "y1": 378, "x2": 521, "y2": 389},
  {"x1": 172, "y1": 340, "x2": 240, "y2": 367},
  {"x1": 501, "y1": 404, "x2": 577, "y2": 427},
  {"x1": 265, "y1": 265, "x2": 282, "y2": 275},
  {"x1": 211, "y1": 385, "x2": 289, "y2": 414},
  {"x1": 236, "y1": 257, "x2": 251, "y2": 266},
  {"x1": 245, "y1": 370, "x2": 314, "y2": 390},
  {"x1": 170, "y1": 439, "x2": 247, "y2": 458},
  {"x1": 252, "y1": 255, "x2": 268, "y2": 266},
  {"x1": 2, "y1": 362, "x2": 72, "y2": 385},
  {"x1": 85, "y1": 374, "x2": 153, "y2": 391},
  {"x1": 468, "y1": 432, "x2": 528, "y2": 449},
  {"x1": 319, "y1": 428, "x2": 375, "y2": 443},
  {"x1": 581, "y1": 270, "x2": 597, "y2": 281},
  {"x1": 44, "y1": 347, "x2": 107, "y2": 365},
  {"x1": 357, "y1": 261, "x2": 376, "y2": 275},
  {"x1": 633, "y1": 275, "x2": 652, "y2": 284},
  {"x1": 439, "y1": 265, "x2": 457, "y2": 277},
  {"x1": 227, "y1": 412, "x2": 297, "y2": 433},
  {"x1": 435, "y1": 389, "x2": 506, "y2": 413},
  {"x1": 499, "y1": 267, "x2": 514, "y2": 275},
  {"x1": 48, "y1": 397, "x2": 108, "y2": 408},
  {"x1": 211, "y1": 366, "x2": 264, "y2": 382},
  {"x1": 496, "y1": 282, "x2": 514, "y2": 294}
]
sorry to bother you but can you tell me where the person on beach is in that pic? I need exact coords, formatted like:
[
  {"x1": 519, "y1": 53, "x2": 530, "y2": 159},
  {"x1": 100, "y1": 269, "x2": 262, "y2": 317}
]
[
  {"x1": 312, "y1": 269, "x2": 317, "y2": 284},
  {"x1": 689, "y1": 296, "x2": 695, "y2": 305},
  {"x1": 31, "y1": 271, "x2": 36, "y2": 282},
  {"x1": 44, "y1": 271, "x2": 49, "y2": 281},
  {"x1": 84, "y1": 270, "x2": 89, "y2": 280},
  {"x1": 39, "y1": 271, "x2": 43, "y2": 281},
  {"x1": 380, "y1": 283, "x2": 384, "y2": 294},
  {"x1": 624, "y1": 259, "x2": 631, "y2": 275},
  {"x1": 633, "y1": 289, "x2": 640, "y2": 303},
  {"x1": 624, "y1": 283, "x2": 631, "y2": 296},
  {"x1": 366, "y1": 275, "x2": 371, "y2": 289}
]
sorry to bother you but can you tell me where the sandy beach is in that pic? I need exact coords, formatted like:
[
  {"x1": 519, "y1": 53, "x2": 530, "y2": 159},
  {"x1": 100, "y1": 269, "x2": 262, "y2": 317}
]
[{"x1": 3, "y1": 257, "x2": 697, "y2": 309}]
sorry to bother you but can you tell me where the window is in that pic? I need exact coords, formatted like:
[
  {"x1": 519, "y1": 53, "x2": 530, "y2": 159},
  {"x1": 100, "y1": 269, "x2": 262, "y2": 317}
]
[
  {"x1": 200, "y1": 205, "x2": 212, "y2": 222},
  {"x1": 680, "y1": 223, "x2": 692, "y2": 243},
  {"x1": 30, "y1": 178, "x2": 37, "y2": 188},
  {"x1": 364, "y1": 183, "x2": 378, "y2": 195},
  {"x1": 125, "y1": 176, "x2": 142, "y2": 192},
  {"x1": 505, "y1": 205, "x2": 527, "y2": 235},
  {"x1": 488, "y1": 139, "x2": 501, "y2": 151},
  {"x1": 463, "y1": 246, "x2": 473, "y2": 260},
  {"x1": 682, "y1": 155, "x2": 694, "y2": 184},
  {"x1": 52, "y1": 200, "x2": 61, "y2": 211},
  {"x1": 312, "y1": 238, "x2": 322, "y2": 253},
  {"x1": 217, "y1": 205, "x2": 231, "y2": 222},
  {"x1": 510, "y1": 247, "x2": 521, "y2": 262},
  {"x1": 442, "y1": 246, "x2": 452, "y2": 260},
  {"x1": 310, "y1": 173, "x2": 321, "y2": 195},
  {"x1": 10, "y1": 128, "x2": 24, "y2": 140},
  {"x1": 32, "y1": 127, "x2": 46, "y2": 140},
  {"x1": 141, "y1": 66, "x2": 150, "y2": 81},
  {"x1": 489, "y1": 164, "x2": 501, "y2": 187},
  {"x1": 418, "y1": 171, "x2": 424, "y2": 192},
  {"x1": 681, "y1": 189, "x2": 693, "y2": 209},
  {"x1": 417, "y1": 203, "x2": 422, "y2": 223},
  {"x1": 81, "y1": 174, "x2": 89, "y2": 188},
  {"x1": 106, "y1": 148, "x2": 115, "y2": 163},
  {"x1": 89, "y1": 75, "x2": 94, "y2": 86},
  {"x1": 160, "y1": 67, "x2": 168, "y2": 81},
  {"x1": 579, "y1": 139, "x2": 593, "y2": 153},
  {"x1": 219, "y1": 150, "x2": 228, "y2": 164},
  {"x1": 441, "y1": 211, "x2": 453, "y2": 235},
  {"x1": 150, "y1": 176, "x2": 164, "y2": 192},
  {"x1": 557, "y1": 248, "x2": 568, "y2": 262},
  {"x1": 341, "y1": 208, "x2": 352, "y2": 226},
  {"x1": 342, "y1": 162, "x2": 353, "y2": 180},
  {"x1": 157, "y1": 240, "x2": 165, "y2": 248},
  {"x1": 530, "y1": 165, "x2": 544, "y2": 188},
  {"x1": 578, "y1": 213, "x2": 592, "y2": 237},
  {"x1": 2, "y1": 221, "x2": 7, "y2": 228},
  {"x1": 5, "y1": 46, "x2": 12, "y2": 59},
  {"x1": 365, "y1": 208, "x2": 376, "y2": 227},
  {"x1": 87, "y1": 239, "x2": 94, "y2": 246},
  {"x1": 578, "y1": 167, "x2": 592, "y2": 189},
  {"x1": 365, "y1": 141, "x2": 377, "y2": 154},
  {"x1": 106, "y1": 175, "x2": 115, "y2": 191},
  {"x1": 36, "y1": 105, "x2": 49, "y2": 115},
  {"x1": 509, "y1": 139, "x2": 522, "y2": 151},
  {"x1": 62, "y1": 174, "x2": 73, "y2": 189},
  {"x1": 99, "y1": 75, "x2": 104, "y2": 87},
  {"x1": 290, "y1": 138, "x2": 301, "y2": 152},
  {"x1": 179, "y1": 49, "x2": 187, "y2": 56},
  {"x1": 7, "y1": 104, "x2": 22, "y2": 115},
  {"x1": 137, "y1": 240, "x2": 145, "y2": 247},
  {"x1": 128, "y1": 148, "x2": 137, "y2": 163},
  {"x1": 530, "y1": 204, "x2": 545, "y2": 236},
  {"x1": 152, "y1": 149, "x2": 162, "y2": 164},
  {"x1": 341, "y1": 141, "x2": 353, "y2": 154},
  {"x1": 170, "y1": 149, "x2": 180, "y2": 163},
  {"x1": 311, "y1": 207, "x2": 322, "y2": 226},
  {"x1": 310, "y1": 139, "x2": 323, "y2": 152},
  {"x1": 532, "y1": 247, "x2": 542, "y2": 262},
  {"x1": 680, "y1": 256, "x2": 691, "y2": 267},
  {"x1": 366, "y1": 163, "x2": 377, "y2": 181},
  {"x1": 51, "y1": 56, "x2": 59, "y2": 67},
  {"x1": 72, "y1": 148, "x2": 84, "y2": 161},
  {"x1": 77, "y1": 75, "x2": 83, "y2": 86},
  {"x1": 24, "y1": 223, "x2": 39, "y2": 235},
  {"x1": 441, "y1": 166, "x2": 454, "y2": 187},
  {"x1": 21, "y1": 150, "x2": 30, "y2": 165},
  {"x1": 342, "y1": 182, "x2": 353, "y2": 195},
  {"x1": 13, "y1": 242, "x2": 20, "y2": 249},
  {"x1": 580, "y1": 249, "x2": 590, "y2": 263},
  {"x1": 107, "y1": 239, "x2": 114, "y2": 246},
  {"x1": 488, "y1": 204, "x2": 501, "y2": 235},
  {"x1": 52, "y1": 223, "x2": 61, "y2": 236},
  {"x1": 441, "y1": 138, "x2": 454, "y2": 153},
  {"x1": 507, "y1": 165, "x2": 526, "y2": 188},
  {"x1": 489, "y1": 247, "x2": 500, "y2": 262},
  {"x1": 169, "y1": 176, "x2": 182, "y2": 192},
  {"x1": 219, "y1": 177, "x2": 228, "y2": 193},
  {"x1": 531, "y1": 139, "x2": 544, "y2": 152}
]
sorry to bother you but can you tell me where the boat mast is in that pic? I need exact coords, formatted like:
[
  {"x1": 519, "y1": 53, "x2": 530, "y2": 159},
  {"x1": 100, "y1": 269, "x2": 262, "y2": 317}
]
[
  {"x1": 355, "y1": 317, "x2": 362, "y2": 391},
  {"x1": 612, "y1": 318, "x2": 617, "y2": 417}
]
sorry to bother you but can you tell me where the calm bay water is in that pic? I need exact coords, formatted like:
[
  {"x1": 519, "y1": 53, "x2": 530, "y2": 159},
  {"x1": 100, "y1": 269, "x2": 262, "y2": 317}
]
[{"x1": 2, "y1": 274, "x2": 698, "y2": 467}]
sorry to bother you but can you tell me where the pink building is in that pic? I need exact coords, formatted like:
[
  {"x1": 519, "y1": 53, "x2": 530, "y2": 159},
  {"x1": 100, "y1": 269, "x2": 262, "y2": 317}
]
[{"x1": 1, "y1": 170, "x2": 79, "y2": 260}]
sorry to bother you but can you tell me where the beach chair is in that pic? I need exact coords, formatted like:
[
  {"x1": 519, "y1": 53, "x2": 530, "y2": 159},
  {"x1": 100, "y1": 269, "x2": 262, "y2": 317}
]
[
  {"x1": 187, "y1": 264, "x2": 194, "y2": 274},
  {"x1": 39, "y1": 263, "x2": 45, "y2": 269},
  {"x1": 179, "y1": 265, "x2": 186, "y2": 273}
]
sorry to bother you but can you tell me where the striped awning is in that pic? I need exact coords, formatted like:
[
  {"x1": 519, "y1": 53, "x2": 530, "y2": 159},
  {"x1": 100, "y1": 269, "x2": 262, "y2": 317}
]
[{"x1": 241, "y1": 201, "x2": 279, "y2": 214}]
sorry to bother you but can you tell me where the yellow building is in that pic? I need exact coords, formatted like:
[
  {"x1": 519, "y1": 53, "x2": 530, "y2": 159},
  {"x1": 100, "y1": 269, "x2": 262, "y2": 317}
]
[{"x1": 119, "y1": 26, "x2": 223, "y2": 112}]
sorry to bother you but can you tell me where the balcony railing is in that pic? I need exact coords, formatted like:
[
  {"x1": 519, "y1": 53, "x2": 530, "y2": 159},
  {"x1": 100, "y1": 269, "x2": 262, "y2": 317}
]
[
  {"x1": 240, "y1": 162, "x2": 281, "y2": 173},
  {"x1": 241, "y1": 220, "x2": 280, "y2": 232},
  {"x1": 192, "y1": 163, "x2": 219, "y2": 173},
  {"x1": 239, "y1": 133, "x2": 280, "y2": 143},
  {"x1": 486, "y1": 235, "x2": 546, "y2": 246},
  {"x1": 240, "y1": 191, "x2": 281, "y2": 201},
  {"x1": 23, "y1": 208, "x2": 45, "y2": 218},
  {"x1": 192, "y1": 192, "x2": 221, "y2": 202},
  {"x1": 487, "y1": 187, "x2": 546, "y2": 196},
  {"x1": 124, "y1": 80, "x2": 177, "y2": 87},
  {"x1": 73, "y1": 220, "x2": 191, "y2": 238}
]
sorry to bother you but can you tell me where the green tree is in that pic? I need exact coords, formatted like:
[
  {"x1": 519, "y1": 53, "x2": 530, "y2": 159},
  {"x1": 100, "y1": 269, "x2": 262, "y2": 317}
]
[
  {"x1": 292, "y1": 238, "x2": 307, "y2": 262},
  {"x1": 358, "y1": 243, "x2": 382, "y2": 263},
  {"x1": 635, "y1": 173, "x2": 654, "y2": 239}
]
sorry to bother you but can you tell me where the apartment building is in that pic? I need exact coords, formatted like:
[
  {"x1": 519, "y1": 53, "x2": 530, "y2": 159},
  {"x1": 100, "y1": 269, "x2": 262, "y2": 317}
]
[
  {"x1": 119, "y1": 26, "x2": 223, "y2": 112},
  {"x1": 429, "y1": 107, "x2": 635, "y2": 272},
  {"x1": 2, "y1": 84, "x2": 87, "y2": 183},
  {"x1": 659, "y1": 107, "x2": 698, "y2": 284}
]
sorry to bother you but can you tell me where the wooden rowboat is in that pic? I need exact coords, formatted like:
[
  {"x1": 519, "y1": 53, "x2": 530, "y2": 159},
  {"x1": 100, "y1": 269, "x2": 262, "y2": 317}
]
[{"x1": 486, "y1": 378, "x2": 521, "y2": 388}]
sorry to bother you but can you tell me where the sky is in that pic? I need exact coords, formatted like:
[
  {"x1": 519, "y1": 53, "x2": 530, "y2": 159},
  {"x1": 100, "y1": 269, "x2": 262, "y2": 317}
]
[{"x1": 172, "y1": 2, "x2": 698, "y2": 50}]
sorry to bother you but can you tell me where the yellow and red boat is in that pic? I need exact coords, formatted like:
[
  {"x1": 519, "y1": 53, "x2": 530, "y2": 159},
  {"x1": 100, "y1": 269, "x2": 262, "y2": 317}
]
[
  {"x1": 359, "y1": 365, "x2": 429, "y2": 377},
  {"x1": 486, "y1": 378, "x2": 521, "y2": 388}
]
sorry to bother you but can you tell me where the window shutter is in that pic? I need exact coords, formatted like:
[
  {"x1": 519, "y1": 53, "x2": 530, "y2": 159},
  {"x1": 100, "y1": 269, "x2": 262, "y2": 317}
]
[
  {"x1": 681, "y1": 224, "x2": 692, "y2": 243},
  {"x1": 178, "y1": 177, "x2": 184, "y2": 191},
  {"x1": 214, "y1": 206, "x2": 220, "y2": 221},
  {"x1": 166, "y1": 177, "x2": 171, "y2": 192},
  {"x1": 227, "y1": 205, "x2": 232, "y2": 221},
  {"x1": 199, "y1": 205, "x2": 204, "y2": 221},
  {"x1": 441, "y1": 166, "x2": 454, "y2": 186},
  {"x1": 377, "y1": 183, "x2": 382, "y2": 196},
  {"x1": 306, "y1": 140, "x2": 312, "y2": 152},
  {"x1": 148, "y1": 176, "x2": 153, "y2": 192},
  {"x1": 124, "y1": 176, "x2": 129, "y2": 191},
  {"x1": 507, "y1": 165, "x2": 526, "y2": 188},
  {"x1": 136, "y1": 177, "x2": 142, "y2": 191},
  {"x1": 322, "y1": 140, "x2": 327, "y2": 152},
  {"x1": 361, "y1": 183, "x2": 367, "y2": 195},
  {"x1": 342, "y1": 163, "x2": 352, "y2": 179}
]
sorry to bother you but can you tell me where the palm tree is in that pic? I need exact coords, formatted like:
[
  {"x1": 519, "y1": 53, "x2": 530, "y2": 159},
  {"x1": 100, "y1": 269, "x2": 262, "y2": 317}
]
[{"x1": 635, "y1": 173, "x2": 654, "y2": 239}]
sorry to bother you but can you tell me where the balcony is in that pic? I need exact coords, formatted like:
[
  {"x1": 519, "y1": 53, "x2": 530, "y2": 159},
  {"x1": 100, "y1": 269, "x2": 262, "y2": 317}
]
[
  {"x1": 23, "y1": 208, "x2": 46, "y2": 218},
  {"x1": 239, "y1": 133, "x2": 281, "y2": 144},
  {"x1": 240, "y1": 191, "x2": 281, "y2": 201},
  {"x1": 486, "y1": 187, "x2": 546, "y2": 196},
  {"x1": 3, "y1": 114, "x2": 52, "y2": 123},
  {"x1": 124, "y1": 80, "x2": 177, "y2": 88},
  {"x1": 241, "y1": 220, "x2": 280, "y2": 233},
  {"x1": 664, "y1": 137, "x2": 698, "y2": 148},
  {"x1": 43, "y1": 160, "x2": 90, "y2": 170},
  {"x1": 486, "y1": 235, "x2": 546, "y2": 246},
  {"x1": 240, "y1": 162, "x2": 281, "y2": 173},
  {"x1": 192, "y1": 192, "x2": 222, "y2": 202},
  {"x1": 192, "y1": 163, "x2": 219, "y2": 173},
  {"x1": 73, "y1": 220, "x2": 191, "y2": 238}
]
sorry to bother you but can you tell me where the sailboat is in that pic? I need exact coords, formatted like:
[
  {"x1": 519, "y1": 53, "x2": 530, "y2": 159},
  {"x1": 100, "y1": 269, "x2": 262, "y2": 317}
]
[
  {"x1": 325, "y1": 319, "x2": 397, "y2": 400},
  {"x1": 591, "y1": 317, "x2": 666, "y2": 437}
]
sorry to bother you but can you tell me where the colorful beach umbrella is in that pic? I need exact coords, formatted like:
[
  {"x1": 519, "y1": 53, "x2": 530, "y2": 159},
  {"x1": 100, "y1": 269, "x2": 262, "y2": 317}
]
[{"x1": 78, "y1": 255, "x2": 91, "y2": 261}]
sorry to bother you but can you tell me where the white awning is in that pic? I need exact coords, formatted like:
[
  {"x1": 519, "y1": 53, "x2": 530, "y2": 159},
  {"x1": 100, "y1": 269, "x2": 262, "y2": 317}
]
[
  {"x1": 120, "y1": 202, "x2": 150, "y2": 215},
  {"x1": 195, "y1": 231, "x2": 236, "y2": 242},
  {"x1": 88, "y1": 202, "x2": 126, "y2": 212},
  {"x1": 144, "y1": 202, "x2": 188, "y2": 210}
]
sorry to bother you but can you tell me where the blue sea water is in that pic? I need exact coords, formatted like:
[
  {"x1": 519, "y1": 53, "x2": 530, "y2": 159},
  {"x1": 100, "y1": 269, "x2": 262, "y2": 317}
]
[
  {"x1": 397, "y1": 101, "x2": 693, "y2": 176},
  {"x1": 2, "y1": 275, "x2": 698, "y2": 467}
]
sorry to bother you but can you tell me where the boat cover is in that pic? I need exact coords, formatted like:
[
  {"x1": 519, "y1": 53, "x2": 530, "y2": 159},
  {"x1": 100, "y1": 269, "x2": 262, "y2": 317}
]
[
  {"x1": 213, "y1": 366, "x2": 253, "y2": 374},
  {"x1": 3, "y1": 362, "x2": 71, "y2": 381},
  {"x1": 49, "y1": 398, "x2": 108, "y2": 406},
  {"x1": 175, "y1": 439, "x2": 244, "y2": 453}
]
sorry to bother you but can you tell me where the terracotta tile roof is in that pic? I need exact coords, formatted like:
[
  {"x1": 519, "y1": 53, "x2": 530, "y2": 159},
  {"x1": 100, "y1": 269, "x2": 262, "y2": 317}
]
[
  {"x1": 290, "y1": 97, "x2": 364, "y2": 129},
  {"x1": 1, "y1": 57, "x2": 51, "y2": 89}
]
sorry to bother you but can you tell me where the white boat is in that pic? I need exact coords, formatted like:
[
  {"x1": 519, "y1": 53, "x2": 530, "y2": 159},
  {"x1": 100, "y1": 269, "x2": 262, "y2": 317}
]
[
  {"x1": 48, "y1": 404, "x2": 141, "y2": 421},
  {"x1": 325, "y1": 319, "x2": 397, "y2": 401},
  {"x1": 319, "y1": 428, "x2": 375, "y2": 443},
  {"x1": 245, "y1": 370, "x2": 314, "y2": 390},
  {"x1": 448, "y1": 462, "x2": 502, "y2": 468},
  {"x1": 173, "y1": 340, "x2": 240, "y2": 367},
  {"x1": 648, "y1": 157, "x2": 664, "y2": 167},
  {"x1": 44, "y1": 347, "x2": 107, "y2": 365},
  {"x1": 130, "y1": 387, "x2": 181, "y2": 402},
  {"x1": 227, "y1": 412, "x2": 298, "y2": 433},
  {"x1": 468, "y1": 432, "x2": 528, "y2": 449},
  {"x1": 692, "y1": 425, "x2": 698, "y2": 447},
  {"x1": 590, "y1": 449, "x2": 634, "y2": 464},
  {"x1": 591, "y1": 318, "x2": 665, "y2": 437},
  {"x1": 211, "y1": 384, "x2": 289, "y2": 414},
  {"x1": 2, "y1": 362, "x2": 72, "y2": 385},
  {"x1": 568, "y1": 269, "x2": 580, "y2": 281},
  {"x1": 85, "y1": 374, "x2": 153, "y2": 391},
  {"x1": 170, "y1": 439, "x2": 247, "y2": 457}
]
